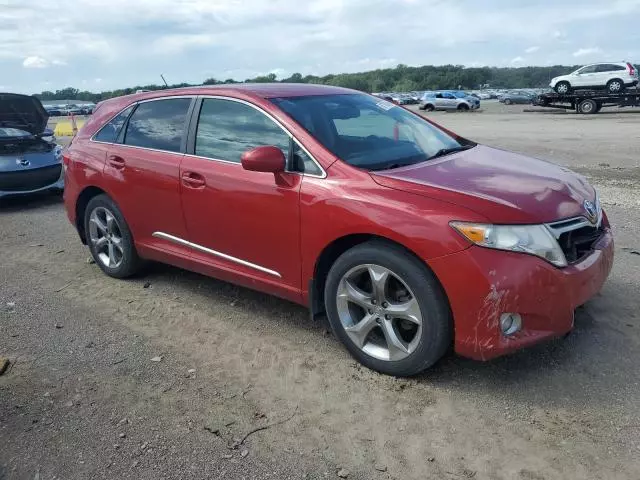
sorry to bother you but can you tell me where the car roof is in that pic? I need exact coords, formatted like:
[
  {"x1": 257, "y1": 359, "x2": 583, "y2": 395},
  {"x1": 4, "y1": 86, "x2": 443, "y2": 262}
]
[{"x1": 133, "y1": 83, "x2": 354, "y2": 100}]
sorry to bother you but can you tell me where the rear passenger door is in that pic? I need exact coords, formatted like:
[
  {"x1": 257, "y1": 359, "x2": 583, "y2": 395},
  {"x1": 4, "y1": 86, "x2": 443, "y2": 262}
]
[{"x1": 103, "y1": 97, "x2": 194, "y2": 248}]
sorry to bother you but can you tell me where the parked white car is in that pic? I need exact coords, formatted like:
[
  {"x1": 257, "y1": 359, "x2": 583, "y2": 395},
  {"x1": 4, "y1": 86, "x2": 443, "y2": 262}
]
[
  {"x1": 419, "y1": 92, "x2": 479, "y2": 111},
  {"x1": 550, "y1": 62, "x2": 638, "y2": 94}
]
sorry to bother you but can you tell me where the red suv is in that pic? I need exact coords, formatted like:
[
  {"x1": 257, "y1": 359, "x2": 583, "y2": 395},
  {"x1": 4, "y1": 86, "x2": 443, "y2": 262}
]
[{"x1": 63, "y1": 84, "x2": 613, "y2": 376}]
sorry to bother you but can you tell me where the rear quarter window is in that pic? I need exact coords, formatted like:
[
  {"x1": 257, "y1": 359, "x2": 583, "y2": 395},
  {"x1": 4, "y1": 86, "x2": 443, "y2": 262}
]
[{"x1": 93, "y1": 106, "x2": 135, "y2": 143}]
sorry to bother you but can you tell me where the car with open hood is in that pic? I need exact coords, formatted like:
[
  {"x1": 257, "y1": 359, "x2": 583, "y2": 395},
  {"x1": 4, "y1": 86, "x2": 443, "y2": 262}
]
[
  {"x1": 0, "y1": 93, "x2": 63, "y2": 198},
  {"x1": 62, "y1": 84, "x2": 613, "y2": 376}
]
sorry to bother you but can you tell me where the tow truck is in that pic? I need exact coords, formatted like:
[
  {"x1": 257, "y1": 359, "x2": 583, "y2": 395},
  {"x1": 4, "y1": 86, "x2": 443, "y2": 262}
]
[{"x1": 534, "y1": 88, "x2": 640, "y2": 114}]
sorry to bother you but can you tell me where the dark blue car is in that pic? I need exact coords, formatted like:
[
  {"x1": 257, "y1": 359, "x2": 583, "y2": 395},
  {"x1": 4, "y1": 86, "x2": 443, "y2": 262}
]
[{"x1": 0, "y1": 93, "x2": 63, "y2": 198}]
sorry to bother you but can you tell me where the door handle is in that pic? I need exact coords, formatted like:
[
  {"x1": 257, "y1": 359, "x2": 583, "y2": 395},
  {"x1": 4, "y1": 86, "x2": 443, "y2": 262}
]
[
  {"x1": 181, "y1": 171, "x2": 206, "y2": 188},
  {"x1": 107, "y1": 155, "x2": 125, "y2": 170}
]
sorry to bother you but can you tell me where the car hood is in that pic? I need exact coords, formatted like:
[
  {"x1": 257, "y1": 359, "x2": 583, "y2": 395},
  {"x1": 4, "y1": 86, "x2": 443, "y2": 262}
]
[
  {"x1": 371, "y1": 145, "x2": 595, "y2": 224},
  {"x1": 0, "y1": 93, "x2": 48, "y2": 136}
]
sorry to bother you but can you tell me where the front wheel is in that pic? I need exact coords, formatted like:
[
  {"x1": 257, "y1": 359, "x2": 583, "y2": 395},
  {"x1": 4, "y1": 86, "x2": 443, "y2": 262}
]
[
  {"x1": 457, "y1": 103, "x2": 470, "y2": 111},
  {"x1": 555, "y1": 81, "x2": 571, "y2": 94},
  {"x1": 324, "y1": 241, "x2": 451, "y2": 376},
  {"x1": 84, "y1": 194, "x2": 141, "y2": 278}
]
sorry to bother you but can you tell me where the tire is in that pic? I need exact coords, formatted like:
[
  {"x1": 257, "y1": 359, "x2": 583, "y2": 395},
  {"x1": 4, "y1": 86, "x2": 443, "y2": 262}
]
[
  {"x1": 554, "y1": 81, "x2": 571, "y2": 94},
  {"x1": 425, "y1": 104, "x2": 435, "y2": 112},
  {"x1": 457, "y1": 103, "x2": 470, "y2": 111},
  {"x1": 606, "y1": 79, "x2": 625, "y2": 94},
  {"x1": 577, "y1": 98, "x2": 598, "y2": 114},
  {"x1": 84, "y1": 194, "x2": 141, "y2": 279},
  {"x1": 324, "y1": 241, "x2": 452, "y2": 376},
  {"x1": 503, "y1": 98, "x2": 512, "y2": 105}
]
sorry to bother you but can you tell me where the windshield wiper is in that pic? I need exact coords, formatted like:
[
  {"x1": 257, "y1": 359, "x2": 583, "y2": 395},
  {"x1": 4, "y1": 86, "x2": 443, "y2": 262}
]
[{"x1": 428, "y1": 145, "x2": 474, "y2": 160}]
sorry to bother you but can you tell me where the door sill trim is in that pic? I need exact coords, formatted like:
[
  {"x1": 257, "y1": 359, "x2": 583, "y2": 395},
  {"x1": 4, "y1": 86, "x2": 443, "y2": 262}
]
[{"x1": 152, "y1": 232, "x2": 282, "y2": 278}]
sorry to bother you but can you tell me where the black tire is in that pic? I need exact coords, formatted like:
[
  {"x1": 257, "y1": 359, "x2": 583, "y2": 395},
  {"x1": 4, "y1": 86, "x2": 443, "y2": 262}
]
[
  {"x1": 606, "y1": 79, "x2": 625, "y2": 94},
  {"x1": 457, "y1": 103, "x2": 470, "y2": 111},
  {"x1": 503, "y1": 98, "x2": 512, "y2": 105},
  {"x1": 425, "y1": 104, "x2": 435, "y2": 112},
  {"x1": 554, "y1": 81, "x2": 571, "y2": 94},
  {"x1": 577, "y1": 98, "x2": 598, "y2": 114},
  {"x1": 324, "y1": 241, "x2": 452, "y2": 376},
  {"x1": 84, "y1": 194, "x2": 141, "y2": 278}
]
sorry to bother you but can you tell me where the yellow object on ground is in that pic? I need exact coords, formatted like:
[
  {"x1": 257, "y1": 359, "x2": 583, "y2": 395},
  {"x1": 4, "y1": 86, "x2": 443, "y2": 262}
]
[{"x1": 53, "y1": 120, "x2": 85, "y2": 137}]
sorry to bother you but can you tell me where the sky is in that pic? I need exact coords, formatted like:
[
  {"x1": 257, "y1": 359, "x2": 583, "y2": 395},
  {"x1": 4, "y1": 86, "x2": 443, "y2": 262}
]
[{"x1": 1, "y1": 0, "x2": 639, "y2": 94}]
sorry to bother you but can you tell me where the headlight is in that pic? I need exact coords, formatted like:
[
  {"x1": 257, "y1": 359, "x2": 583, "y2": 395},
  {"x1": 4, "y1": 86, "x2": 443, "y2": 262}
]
[
  {"x1": 451, "y1": 222, "x2": 567, "y2": 267},
  {"x1": 54, "y1": 145, "x2": 62, "y2": 161}
]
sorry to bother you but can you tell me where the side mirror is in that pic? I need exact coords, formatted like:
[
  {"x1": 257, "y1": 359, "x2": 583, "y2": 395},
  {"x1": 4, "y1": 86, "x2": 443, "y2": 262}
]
[{"x1": 241, "y1": 146, "x2": 286, "y2": 173}]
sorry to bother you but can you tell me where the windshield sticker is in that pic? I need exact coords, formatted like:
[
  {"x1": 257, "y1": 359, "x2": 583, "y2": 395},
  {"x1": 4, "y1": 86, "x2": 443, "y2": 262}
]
[{"x1": 376, "y1": 100, "x2": 396, "y2": 111}]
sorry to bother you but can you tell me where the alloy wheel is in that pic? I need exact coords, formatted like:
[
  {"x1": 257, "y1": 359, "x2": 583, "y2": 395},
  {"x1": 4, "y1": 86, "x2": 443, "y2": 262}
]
[
  {"x1": 609, "y1": 80, "x2": 622, "y2": 92},
  {"x1": 88, "y1": 207, "x2": 124, "y2": 268},
  {"x1": 335, "y1": 264, "x2": 423, "y2": 362}
]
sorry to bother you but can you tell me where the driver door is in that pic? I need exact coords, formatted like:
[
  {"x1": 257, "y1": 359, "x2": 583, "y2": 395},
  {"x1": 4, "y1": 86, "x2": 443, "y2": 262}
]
[
  {"x1": 573, "y1": 65, "x2": 598, "y2": 87},
  {"x1": 178, "y1": 97, "x2": 303, "y2": 298}
]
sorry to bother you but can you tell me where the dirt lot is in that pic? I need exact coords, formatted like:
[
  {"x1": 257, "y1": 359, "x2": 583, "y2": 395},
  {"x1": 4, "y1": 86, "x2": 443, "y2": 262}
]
[{"x1": 2, "y1": 104, "x2": 640, "y2": 480}]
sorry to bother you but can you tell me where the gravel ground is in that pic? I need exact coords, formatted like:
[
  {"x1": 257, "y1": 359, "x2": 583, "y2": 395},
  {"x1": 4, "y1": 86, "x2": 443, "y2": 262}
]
[{"x1": 1, "y1": 104, "x2": 639, "y2": 480}]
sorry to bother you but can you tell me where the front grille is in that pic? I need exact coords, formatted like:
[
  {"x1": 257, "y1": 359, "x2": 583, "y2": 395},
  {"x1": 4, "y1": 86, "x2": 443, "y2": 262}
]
[
  {"x1": 0, "y1": 164, "x2": 62, "y2": 192},
  {"x1": 556, "y1": 224, "x2": 604, "y2": 263}
]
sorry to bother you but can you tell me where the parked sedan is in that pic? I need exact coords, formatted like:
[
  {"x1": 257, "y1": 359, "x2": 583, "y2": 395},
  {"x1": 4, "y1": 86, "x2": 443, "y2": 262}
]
[
  {"x1": 0, "y1": 93, "x2": 63, "y2": 198},
  {"x1": 63, "y1": 84, "x2": 612, "y2": 376},
  {"x1": 499, "y1": 91, "x2": 534, "y2": 105}
]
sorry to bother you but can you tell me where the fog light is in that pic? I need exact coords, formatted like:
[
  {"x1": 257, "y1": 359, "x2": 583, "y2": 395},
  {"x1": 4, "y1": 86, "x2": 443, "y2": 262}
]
[{"x1": 500, "y1": 313, "x2": 522, "y2": 336}]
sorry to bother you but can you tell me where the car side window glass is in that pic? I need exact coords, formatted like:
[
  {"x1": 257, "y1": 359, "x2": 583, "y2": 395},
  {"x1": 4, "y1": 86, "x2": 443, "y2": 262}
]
[
  {"x1": 195, "y1": 98, "x2": 290, "y2": 163},
  {"x1": 93, "y1": 106, "x2": 134, "y2": 143},
  {"x1": 123, "y1": 98, "x2": 191, "y2": 153},
  {"x1": 292, "y1": 142, "x2": 322, "y2": 176},
  {"x1": 579, "y1": 65, "x2": 597, "y2": 74}
]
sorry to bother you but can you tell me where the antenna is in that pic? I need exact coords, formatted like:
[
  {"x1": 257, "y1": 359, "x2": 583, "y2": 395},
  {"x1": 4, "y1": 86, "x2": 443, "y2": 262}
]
[{"x1": 160, "y1": 74, "x2": 168, "y2": 87}]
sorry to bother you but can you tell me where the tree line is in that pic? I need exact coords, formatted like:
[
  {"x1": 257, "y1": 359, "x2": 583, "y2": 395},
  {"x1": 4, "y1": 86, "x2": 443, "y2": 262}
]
[{"x1": 35, "y1": 63, "x2": 603, "y2": 103}]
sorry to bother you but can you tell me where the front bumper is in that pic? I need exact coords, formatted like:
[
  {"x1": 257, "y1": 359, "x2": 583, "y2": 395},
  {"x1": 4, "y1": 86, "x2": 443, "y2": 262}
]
[
  {"x1": 429, "y1": 228, "x2": 614, "y2": 360},
  {"x1": 0, "y1": 164, "x2": 64, "y2": 198}
]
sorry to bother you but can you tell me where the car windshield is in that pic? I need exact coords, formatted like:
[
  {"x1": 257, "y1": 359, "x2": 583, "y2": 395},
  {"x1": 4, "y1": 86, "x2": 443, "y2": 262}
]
[
  {"x1": 271, "y1": 94, "x2": 470, "y2": 171},
  {"x1": 0, "y1": 128, "x2": 32, "y2": 138}
]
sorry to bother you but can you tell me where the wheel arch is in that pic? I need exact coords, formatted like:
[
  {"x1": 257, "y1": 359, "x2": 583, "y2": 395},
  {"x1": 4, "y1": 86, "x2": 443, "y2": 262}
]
[
  {"x1": 75, "y1": 185, "x2": 107, "y2": 244},
  {"x1": 309, "y1": 233, "x2": 452, "y2": 319}
]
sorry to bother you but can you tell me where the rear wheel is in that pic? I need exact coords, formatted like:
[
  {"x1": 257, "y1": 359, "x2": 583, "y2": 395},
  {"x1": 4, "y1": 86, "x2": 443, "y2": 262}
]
[
  {"x1": 555, "y1": 81, "x2": 571, "y2": 94},
  {"x1": 324, "y1": 241, "x2": 451, "y2": 376},
  {"x1": 84, "y1": 194, "x2": 141, "y2": 278},
  {"x1": 606, "y1": 79, "x2": 625, "y2": 94}
]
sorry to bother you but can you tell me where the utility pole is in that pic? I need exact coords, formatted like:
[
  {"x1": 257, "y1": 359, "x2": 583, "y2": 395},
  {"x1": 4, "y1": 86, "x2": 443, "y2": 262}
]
[{"x1": 160, "y1": 74, "x2": 169, "y2": 87}]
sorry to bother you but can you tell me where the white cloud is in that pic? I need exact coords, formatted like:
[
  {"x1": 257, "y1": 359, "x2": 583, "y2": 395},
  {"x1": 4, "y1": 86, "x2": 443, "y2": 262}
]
[
  {"x1": 573, "y1": 47, "x2": 602, "y2": 57},
  {"x1": 511, "y1": 56, "x2": 524, "y2": 64},
  {"x1": 525, "y1": 46, "x2": 540, "y2": 53},
  {"x1": 22, "y1": 55, "x2": 67, "y2": 68},
  {"x1": 22, "y1": 56, "x2": 48, "y2": 68}
]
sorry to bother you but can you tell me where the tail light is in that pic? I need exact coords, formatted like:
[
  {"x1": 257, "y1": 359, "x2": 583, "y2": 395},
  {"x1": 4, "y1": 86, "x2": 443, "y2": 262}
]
[
  {"x1": 62, "y1": 152, "x2": 71, "y2": 173},
  {"x1": 627, "y1": 62, "x2": 636, "y2": 76}
]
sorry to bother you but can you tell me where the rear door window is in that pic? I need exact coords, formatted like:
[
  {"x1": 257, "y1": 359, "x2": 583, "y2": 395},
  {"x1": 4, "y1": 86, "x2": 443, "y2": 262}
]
[
  {"x1": 93, "y1": 106, "x2": 134, "y2": 143},
  {"x1": 194, "y1": 98, "x2": 290, "y2": 163},
  {"x1": 123, "y1": 98, "x2": 191, "y2": 153}
]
